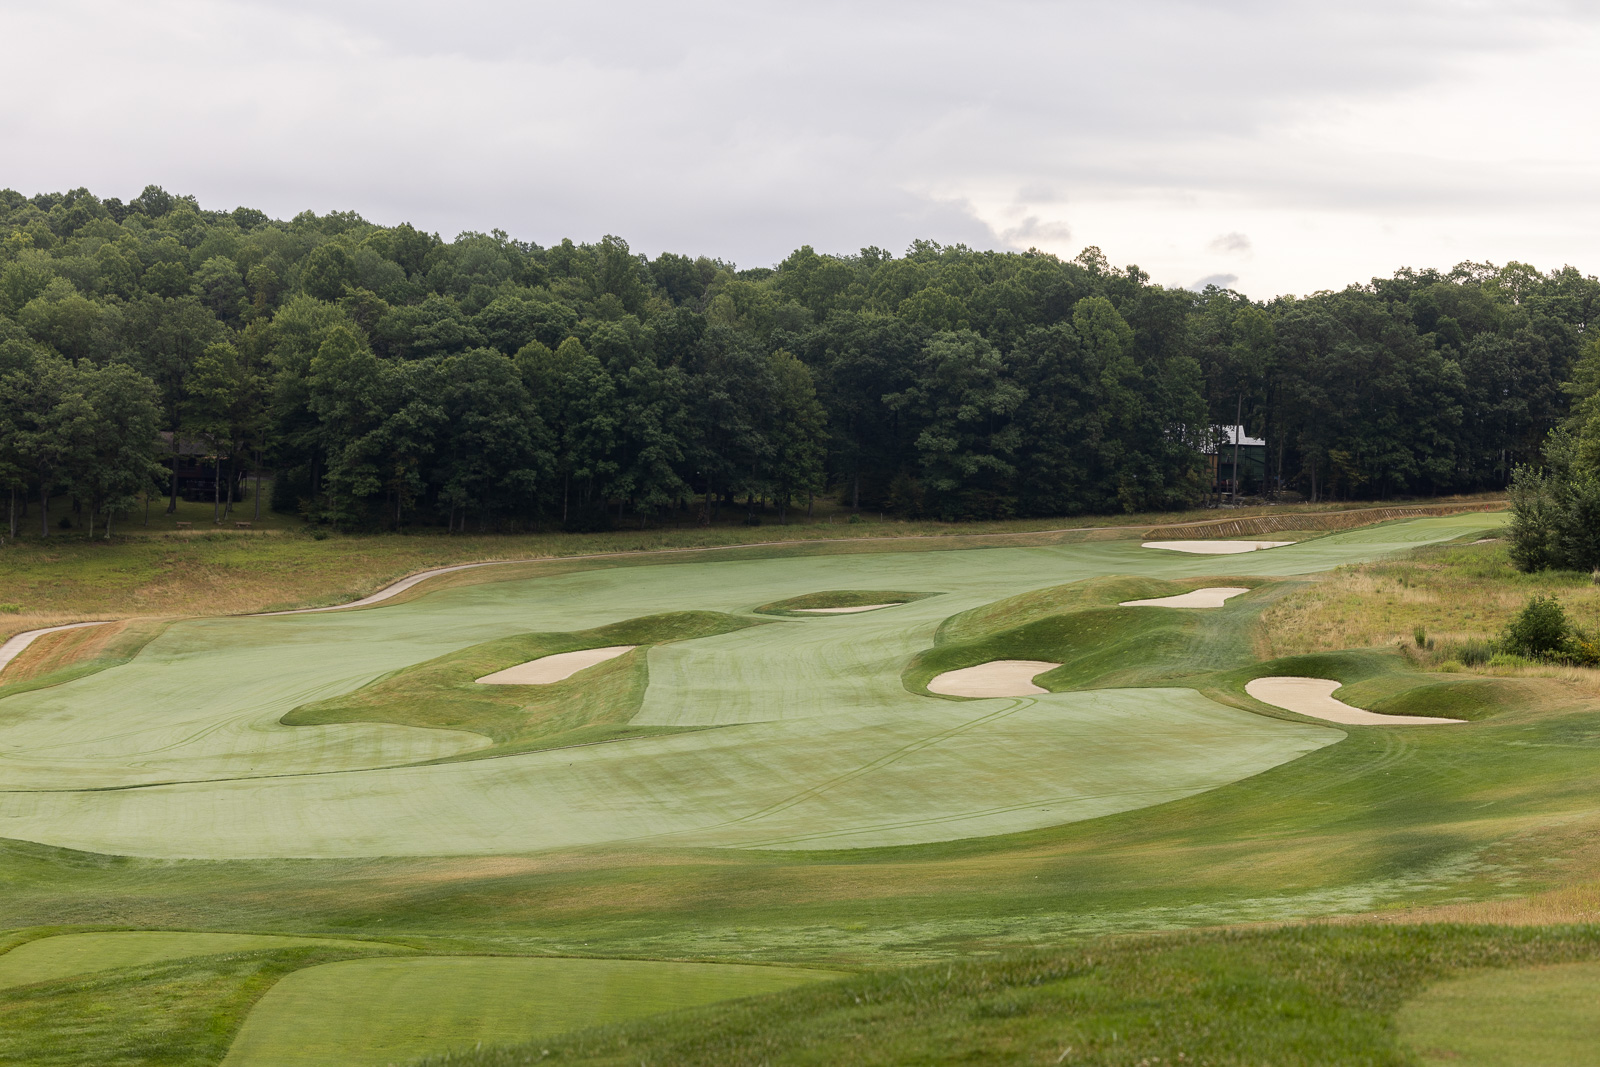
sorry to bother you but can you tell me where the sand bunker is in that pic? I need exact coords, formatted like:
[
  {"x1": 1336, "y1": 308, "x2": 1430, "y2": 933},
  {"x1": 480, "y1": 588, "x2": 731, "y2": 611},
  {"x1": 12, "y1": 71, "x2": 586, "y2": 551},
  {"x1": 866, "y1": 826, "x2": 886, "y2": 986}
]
[
  {"x1": 792, "y1": 604, "x2": 898, "y2": 614},
  {"x1": 1142, "y1": 540, "x2": 1294, "y2": 555},
  {"x1": 476, "y1": 646, "x2": 636, "y2": 685},
  {"x1": 1120, "y1": 587, "x2": 1250, "y2": 608},
  {"x1": 1245, "y1": 676, "x2": 1464, "y2": 725},
  {"x1": 928, "y1": 660, "x2": 1062, "y2": 698}
]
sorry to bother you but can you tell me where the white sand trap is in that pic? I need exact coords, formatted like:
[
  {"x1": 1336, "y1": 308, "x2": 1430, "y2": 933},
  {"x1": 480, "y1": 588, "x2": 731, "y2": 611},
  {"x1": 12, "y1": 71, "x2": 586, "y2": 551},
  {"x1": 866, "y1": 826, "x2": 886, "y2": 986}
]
[
  {"x1": 1142, "y1": 540, "x2": 1294, "y2": 555},
  {"x1": 928, "y1": 660, "x2": 1062, "y2": 698},
  {"x1": 1246, "y1": 677, "x2": 1464, "y2": 725},
  {"x1": 476, "y1": 646, "x2": 636, "y2": 685},
  {"x1": 1120, "y1": 587, "x2": 1250, "y2": 608},
  {"x1": 792, "y1": 604, "x2": 898, "y2": 614}
]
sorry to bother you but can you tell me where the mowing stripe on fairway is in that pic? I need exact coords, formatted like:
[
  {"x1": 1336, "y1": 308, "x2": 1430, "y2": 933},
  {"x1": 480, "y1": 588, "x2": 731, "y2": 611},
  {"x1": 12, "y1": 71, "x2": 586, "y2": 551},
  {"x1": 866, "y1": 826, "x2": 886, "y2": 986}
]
[
  {"x1": 0, "y1": 932, "x2": 393, "y2": 990},
  {"x1": 219, "y1": 956, "x2": 845, "y2": 1067}
]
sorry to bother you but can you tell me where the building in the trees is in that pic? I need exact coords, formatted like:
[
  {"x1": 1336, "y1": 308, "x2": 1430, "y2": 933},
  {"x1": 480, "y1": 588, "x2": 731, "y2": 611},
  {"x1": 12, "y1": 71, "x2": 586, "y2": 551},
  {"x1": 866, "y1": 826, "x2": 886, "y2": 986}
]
[
  {"x1": 157, "y1": 433, "x2": 245, "y2": 501},
  {"x1": 1206, "y1": 425, "x2": 1266, "y2": 497}
]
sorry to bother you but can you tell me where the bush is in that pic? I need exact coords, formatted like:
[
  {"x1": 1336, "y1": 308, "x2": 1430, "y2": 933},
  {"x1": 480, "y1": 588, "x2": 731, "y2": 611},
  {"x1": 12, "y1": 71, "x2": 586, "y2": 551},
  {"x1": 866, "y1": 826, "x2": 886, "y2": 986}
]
[
  {"x1": 0, "y1": 603, "x2": 20, "y2": 614},
  {"x1": 1453, "y1": 639, "x2": 1496, "y2": 667},
  {"x1": 1501, "y1": 595, "x2": 1572, "y2": 658}
]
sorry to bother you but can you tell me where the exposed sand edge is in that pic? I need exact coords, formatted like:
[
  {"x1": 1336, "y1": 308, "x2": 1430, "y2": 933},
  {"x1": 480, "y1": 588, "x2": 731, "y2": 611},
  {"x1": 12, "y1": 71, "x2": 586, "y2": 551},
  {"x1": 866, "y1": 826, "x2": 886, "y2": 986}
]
[
  {"x1": 792, "y1": 604, "x2": 898, "y2": 614},
  {"x1": 476, "y1": 646, "x2": 637, "y2": 685},
  {"x1": 1245, "y1": 676, "x2": 1464, "y2": 725},
  {"x1": 0, "y1": 622, "x2": 112, "y2": 678},
  {"x1": 928, "y1": 660, "x2": 1063, "y2": 698},
  {"x1": 1120, "y1": 587, "x2": 1250, "y2": 608},
  {"x1": 1142, "y1": 540, "x2": 1294, "y2": 555}
]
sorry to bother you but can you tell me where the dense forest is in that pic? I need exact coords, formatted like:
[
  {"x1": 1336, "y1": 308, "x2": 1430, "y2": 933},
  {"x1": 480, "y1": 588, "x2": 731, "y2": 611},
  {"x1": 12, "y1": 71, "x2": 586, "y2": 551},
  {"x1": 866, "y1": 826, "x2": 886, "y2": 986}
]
[{"x1": 2, "y1": 184, "x2": 1597, "y2": 537}]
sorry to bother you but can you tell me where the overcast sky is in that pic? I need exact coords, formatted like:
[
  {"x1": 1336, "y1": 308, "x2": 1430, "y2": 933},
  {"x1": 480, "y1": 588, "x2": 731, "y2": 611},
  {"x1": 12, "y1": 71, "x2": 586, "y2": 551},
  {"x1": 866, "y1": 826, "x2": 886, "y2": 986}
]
[{"x1": 3, "y1": 0, "x2": 1597, "y2": 297}]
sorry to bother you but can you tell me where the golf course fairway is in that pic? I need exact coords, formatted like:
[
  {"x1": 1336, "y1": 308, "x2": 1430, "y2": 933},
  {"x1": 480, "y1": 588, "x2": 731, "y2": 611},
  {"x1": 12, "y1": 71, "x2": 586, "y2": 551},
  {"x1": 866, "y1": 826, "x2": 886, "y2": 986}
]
[
  {"x1": 0, "y1": 513, "x2": 1498, "y2": 859},
  {"x1": 218, "y1": 956, "x2": 843, "y2": 1067}
]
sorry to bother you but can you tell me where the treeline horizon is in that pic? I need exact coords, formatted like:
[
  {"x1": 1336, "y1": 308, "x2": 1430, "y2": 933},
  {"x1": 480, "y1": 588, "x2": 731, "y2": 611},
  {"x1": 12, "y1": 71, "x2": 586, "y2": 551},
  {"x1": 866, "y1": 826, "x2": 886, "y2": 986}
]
[{"x1": 2, "y1": 184, "x2": 1597, "y2": 537}]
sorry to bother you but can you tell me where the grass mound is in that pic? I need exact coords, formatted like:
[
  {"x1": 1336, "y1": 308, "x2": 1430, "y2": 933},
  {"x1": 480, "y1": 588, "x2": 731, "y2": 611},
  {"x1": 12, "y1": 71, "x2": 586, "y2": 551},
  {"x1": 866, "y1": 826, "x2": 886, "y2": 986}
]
[
  {"x1": 282, "y1": 611, "x2": 757, "y2": 760},
  {"x1": 1214, "y1": 649, "x2": 1516, "y2": 722},
  {"x1": 936, "y1": 575, "x2": 1232, "y2": 643},
  {"x1": 753, "y1": 590, "x2": 935, "y2": 615},
  {"x1": 909, "y1": 607, "x2": 1203, "y2": 695},
  {"x1": 909, "y1": 577, "x2": 1273, "y2": 696}
]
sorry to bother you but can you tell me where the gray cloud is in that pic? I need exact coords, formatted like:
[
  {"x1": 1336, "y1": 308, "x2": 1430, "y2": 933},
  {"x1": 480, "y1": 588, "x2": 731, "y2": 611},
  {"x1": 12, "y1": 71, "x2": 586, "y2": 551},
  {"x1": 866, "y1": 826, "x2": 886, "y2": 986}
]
[
  {"x1": 1, "y1": 1, "x2": 1596, "y2": 290},
  {"x1": 1209, "y1": 233, "x2": 1252, "y2": 255},
  {"x1": 1000, "y1": 216, "x2": 1074, "y2": 248}
]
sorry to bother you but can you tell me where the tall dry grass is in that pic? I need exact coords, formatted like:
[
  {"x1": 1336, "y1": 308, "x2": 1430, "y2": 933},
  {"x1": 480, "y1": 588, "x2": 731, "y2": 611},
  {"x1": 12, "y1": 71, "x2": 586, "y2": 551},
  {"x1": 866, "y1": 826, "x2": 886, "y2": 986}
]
[{"x1": 1258, "y1": 538, "x2": 1600, "y2": 692}]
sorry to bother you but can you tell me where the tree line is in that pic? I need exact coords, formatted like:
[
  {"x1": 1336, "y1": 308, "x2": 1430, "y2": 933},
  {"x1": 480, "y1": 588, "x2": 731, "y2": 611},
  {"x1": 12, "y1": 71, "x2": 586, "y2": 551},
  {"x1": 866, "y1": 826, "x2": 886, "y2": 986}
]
[{"x1": 2, "y1": 184, "x2": 1596, "y2": 536}]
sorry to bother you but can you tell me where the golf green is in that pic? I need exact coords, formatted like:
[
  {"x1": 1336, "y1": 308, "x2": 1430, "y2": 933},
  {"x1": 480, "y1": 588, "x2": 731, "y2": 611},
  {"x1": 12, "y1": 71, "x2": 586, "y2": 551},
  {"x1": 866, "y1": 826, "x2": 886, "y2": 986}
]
[
  {"x1": 218, "y1": 956, "x2": 844, "y2": 1067},
  {"x1": 0, "y1": 515, "x2": 1499, "y2": 859}
]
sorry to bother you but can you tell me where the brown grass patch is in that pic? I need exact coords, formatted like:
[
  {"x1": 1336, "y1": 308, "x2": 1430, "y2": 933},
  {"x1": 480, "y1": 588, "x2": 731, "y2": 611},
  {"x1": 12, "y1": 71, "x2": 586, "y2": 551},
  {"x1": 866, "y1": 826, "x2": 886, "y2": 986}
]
[{"x1": 2, "y1": 622, "x2": 129, "y2": 684}]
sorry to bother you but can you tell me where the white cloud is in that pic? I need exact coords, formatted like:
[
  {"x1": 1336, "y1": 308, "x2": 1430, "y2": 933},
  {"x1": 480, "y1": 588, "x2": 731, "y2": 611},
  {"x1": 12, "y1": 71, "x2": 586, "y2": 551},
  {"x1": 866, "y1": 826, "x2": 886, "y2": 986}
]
[{"x1": 0, "y1": 1, "x2": 1596, "y2": 296}]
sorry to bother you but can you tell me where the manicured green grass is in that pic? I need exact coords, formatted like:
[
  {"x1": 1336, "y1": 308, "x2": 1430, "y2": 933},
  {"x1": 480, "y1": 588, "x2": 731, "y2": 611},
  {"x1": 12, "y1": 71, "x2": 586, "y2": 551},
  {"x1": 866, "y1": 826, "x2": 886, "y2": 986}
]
[
  {"x1": 1396, "y1": 958, "x2": 1600, "y2": 1066},
  {"x1": 423, "y1": 924, "x2": 1600, "y2": 1067},
  {"x1": 5, "y1": 508, "x2": 1589, "y2": 1066},
  {"x1": 0, "y1": 930, "x2": 391, "y2": 990},
  {"x1": 283, "y1": 611, "x2": 757, "y2": 759},
  {"x1": 220, "y1": 956, "x2": 843, "y2": 1067}
]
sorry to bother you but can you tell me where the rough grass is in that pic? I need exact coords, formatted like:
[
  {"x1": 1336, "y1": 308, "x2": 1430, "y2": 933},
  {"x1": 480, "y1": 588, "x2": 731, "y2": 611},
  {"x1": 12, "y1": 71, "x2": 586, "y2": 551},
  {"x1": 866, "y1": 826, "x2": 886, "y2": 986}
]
[
  {"x1": 1258, "y1": 537, "x2": 1600, "y2": 693},
  {"x1": 420, "y1": 924, "x2": 1600, "y2": 1067},
  {"x1": 282, "y1": 611, "x2": 756, "y2": 759}
]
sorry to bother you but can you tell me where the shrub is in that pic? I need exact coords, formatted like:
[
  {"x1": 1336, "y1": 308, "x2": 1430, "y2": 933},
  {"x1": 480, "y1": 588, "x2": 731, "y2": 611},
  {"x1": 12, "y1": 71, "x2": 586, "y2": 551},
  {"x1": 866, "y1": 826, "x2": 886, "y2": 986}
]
[
  {"x1": 1413, "y1": 624, "x2": 1427, "y2": 649},
  {"x1": 0, "y1": 603, "x2": 20, "y2": 614},
  {"x1": 1454, "y1": 639, "x2": 1496, "y2": 667},
  {"x1": 1501, "y1": 595, "x2": 1572, "y2": 659}
]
